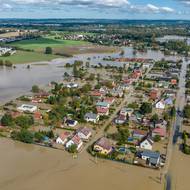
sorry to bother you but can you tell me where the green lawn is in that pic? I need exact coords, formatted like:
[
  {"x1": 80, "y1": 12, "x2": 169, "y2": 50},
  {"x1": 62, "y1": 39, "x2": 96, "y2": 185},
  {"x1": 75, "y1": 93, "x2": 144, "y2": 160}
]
[
  {"x1": 9, "y1": 37, "x2": 88, "y2": 51},
  {"x1": 0, "y1": 51, "x2": 60, "y2": 64}
]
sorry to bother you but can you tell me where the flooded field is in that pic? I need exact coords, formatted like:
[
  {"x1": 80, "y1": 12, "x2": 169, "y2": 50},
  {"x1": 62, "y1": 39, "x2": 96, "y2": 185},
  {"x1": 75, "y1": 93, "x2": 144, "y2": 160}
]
[
  {"x1": 0, "y1": 47, "x2": 180, "y2": 103},
  {"x1": 0, "y1": 138, "x2": 163, "y2": 190}
]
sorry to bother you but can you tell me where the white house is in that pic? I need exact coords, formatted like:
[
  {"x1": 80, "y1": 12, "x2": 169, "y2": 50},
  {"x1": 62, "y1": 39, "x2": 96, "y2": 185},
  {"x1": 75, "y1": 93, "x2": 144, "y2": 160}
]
[
  {"x1": 66, "y1": 83, "x2": 78, "y2": 88},
  {"x1": 155, "y1": 100, "x2": 165, "y2": 109},
  {"x1": 17, "y1": 104, "x2": 37, "y2": 113},
  {"x1": 66, "y1": 135, "x2": 83, "y2": 151},
  {"x1": 56, "y1": 132, "x2": 71, "y2": 145},
  {"x1": 77, "y1": 127, "x2": 92, "y2": 141},
  {"x1": 140, "y1": 138, "x2": 154, "y2": 150}
]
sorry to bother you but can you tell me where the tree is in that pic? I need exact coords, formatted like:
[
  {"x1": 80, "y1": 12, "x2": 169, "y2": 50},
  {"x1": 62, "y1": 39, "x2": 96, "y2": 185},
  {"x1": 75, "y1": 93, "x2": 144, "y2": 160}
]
[
  {"x1": 184, "y1": 105, "x2": 190, "y2": 119},
  {"x1": 73, "y1": 64, "x2": 79, "y2": 77},
  {"x1": 140, "y1": 102, "x2": 152, "y2": 114},
  {"x1": 1, "y1": 114, "x2": 14, "y2": 126},
  {"x1": 68, "y1": 144, "x2": 77, "y2": 153},
  {"x1": 15, "y1": 115, "x2": 34, "y2": 128},
  {"x1": 0, "y1": 60, "x2": 4, "y2": 66},
  {"x1": 11, "y1": 129, "x2": 34, "y2": 144},
  {"x1": 4, "y1": 60, "x2": 13, "y2": 67},
  {"x1": 80, "y1": 83, "x2": 92, "y2": 93},
  {"x1": 170, "y1": 106, "x2": 176, "y2": 118},
  {"x1": 31, "y1": 85, "x2": 40, "y2": 93},
  {"x1": 154, "y1": 135, "x2": 161, "y2": 142},
  {"x1": 34, "y1": 132, "x2": 44, "y2": 143},
  {"x1": 151, "y1": 114, "x2": 159, "y2": 127},
  {"x1": 117, "y1": 127, "x2": 130, "y2": 145},
  {"x1": 45, "y1": 47, "x2": 52, "y2": 54}
]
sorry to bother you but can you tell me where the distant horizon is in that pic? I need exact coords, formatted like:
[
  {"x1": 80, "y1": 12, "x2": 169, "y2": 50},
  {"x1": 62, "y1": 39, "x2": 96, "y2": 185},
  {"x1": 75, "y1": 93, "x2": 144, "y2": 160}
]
[
  {"x1": 0, "y1": 18, "x2": 190, "y2": 21},
  {"x1": 0, "y1": 0, "x2": 190, "y2": 20}
]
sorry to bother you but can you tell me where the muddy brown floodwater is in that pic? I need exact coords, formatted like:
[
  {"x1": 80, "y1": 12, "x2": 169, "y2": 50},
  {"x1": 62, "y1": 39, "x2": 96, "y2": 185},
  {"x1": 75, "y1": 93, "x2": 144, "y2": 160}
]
[
  {"x1": 0, "y1": 138, "x2": 163, "y2": 190},
  {"x1": 0, "y1": 47, "x2": 180, "y2": 190}
]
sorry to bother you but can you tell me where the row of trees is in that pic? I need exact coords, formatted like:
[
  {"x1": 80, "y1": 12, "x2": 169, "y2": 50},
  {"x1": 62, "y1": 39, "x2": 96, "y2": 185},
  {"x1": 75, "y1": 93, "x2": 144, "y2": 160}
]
[{"x1": 1, "y1": 114, "x2": 34, "y2": 128}]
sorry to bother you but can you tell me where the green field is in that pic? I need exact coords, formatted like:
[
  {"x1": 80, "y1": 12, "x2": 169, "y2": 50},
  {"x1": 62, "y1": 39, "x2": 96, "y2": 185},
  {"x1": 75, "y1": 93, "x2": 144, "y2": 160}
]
[
  {"x1": 0, "y1": 51, "x2": 60, "y2": 64},
  {"x1": 1, "y1": 36, "x2": 89, "y2": 64},
  {"x1": 10, "y1": 36, "x2": 88, "y2": 52}
]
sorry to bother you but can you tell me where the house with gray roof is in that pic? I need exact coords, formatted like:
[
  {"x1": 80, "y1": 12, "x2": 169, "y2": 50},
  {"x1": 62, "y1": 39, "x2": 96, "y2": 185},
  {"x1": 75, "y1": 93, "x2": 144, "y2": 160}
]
[{"x1": 84, "y1": 113, "x2": 99, "y2": 123}]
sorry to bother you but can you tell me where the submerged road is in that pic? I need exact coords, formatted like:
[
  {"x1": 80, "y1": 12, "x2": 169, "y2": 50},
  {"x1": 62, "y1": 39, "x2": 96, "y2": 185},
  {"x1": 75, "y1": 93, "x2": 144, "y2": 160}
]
[{"x1": 165, "y1": 58, "x2": 188, "y2": 190}]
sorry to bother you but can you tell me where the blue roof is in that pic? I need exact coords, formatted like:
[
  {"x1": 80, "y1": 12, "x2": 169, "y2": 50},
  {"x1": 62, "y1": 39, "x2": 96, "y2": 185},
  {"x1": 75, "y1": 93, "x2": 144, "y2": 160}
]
[
  {"x1": 66, "y1": 119, "x2": 76, "y2": 125},
  {"x1": 164, "y1": 97, "x2": 173, "y2": 105},
  {"x1": 96, "y1": 101, "x2": 109, "y2": 107}
]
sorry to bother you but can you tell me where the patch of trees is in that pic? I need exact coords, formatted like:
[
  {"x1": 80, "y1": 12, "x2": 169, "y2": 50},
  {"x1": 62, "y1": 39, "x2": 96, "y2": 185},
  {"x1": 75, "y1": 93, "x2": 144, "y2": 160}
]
[
  {"x1": 107, "y1": 126, "x2": 130, "y2": 145},
  {"x1": 184, "y1": 105, "x2": 190, "y2": 119},
  {"x1": 1, "y1": 114, "x2": 34, "y2": 128},
  {"x1": 140, "y1": 102, "x2": 152, "y2": 115},
  {"x1": 182, "y1": 131, "x2": 190, "y2": 155}
]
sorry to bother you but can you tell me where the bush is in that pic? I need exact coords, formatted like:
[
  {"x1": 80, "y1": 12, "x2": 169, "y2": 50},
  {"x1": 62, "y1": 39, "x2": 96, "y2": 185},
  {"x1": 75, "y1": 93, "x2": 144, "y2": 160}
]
[
  {"x1": 68, "y1": 144, "x2": 77, "y2": 153},
  {"x1": 31, "y1": 85, "x2": 40, "y2": 93},
  {"x1": 45, "y1": 47, "x2": 52, "y2": 54},
  {"x1": 15, "y1": 115, "x2": 34, "y2": 128},
  {"x1": 4, "y1": 60, "x2": 13, "y2": 67},
  {"x1": 1, "y1": 114, "x2": 14, "y2": 126},
  {"x1": 154, "y1": 135, "x2": 161, "y2": 142},
  {"x1": 11, "y1": 129, "x2": 34, "y2": 144},
  {"x1": 140, "y1": 102, "x2": 152, "y2": 114}
]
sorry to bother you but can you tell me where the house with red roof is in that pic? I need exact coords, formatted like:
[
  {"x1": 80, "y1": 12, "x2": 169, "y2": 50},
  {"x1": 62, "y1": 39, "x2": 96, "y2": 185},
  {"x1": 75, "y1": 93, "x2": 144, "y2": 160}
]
[
  {"x1": 96, "y1": 107, "x2": 109, "y2": 116},
  {"x1": 56, "y1": 132, "x2": 71, "y2": 145},
  {"x1": 91, "y1": 90, "x2": 103, "y2": 99},
  {"x1": 152, "y1": 127, "x2": 166, "y2": 140},
  {"x1": 66, "y1": 135, "x2": 83, "y2": 151},
  {"x1": 34, "y1": 112, "x2": 42, "y2": 120},
  {"x1": 104, "y1": 97, "x2": 115, "y2": 105}
]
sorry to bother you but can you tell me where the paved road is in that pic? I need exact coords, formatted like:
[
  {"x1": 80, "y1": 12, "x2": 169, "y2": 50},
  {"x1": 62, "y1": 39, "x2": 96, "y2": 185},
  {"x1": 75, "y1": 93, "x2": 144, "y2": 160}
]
[{"x1": 165, "y1": 58, "x2": 188, "y2": 190}]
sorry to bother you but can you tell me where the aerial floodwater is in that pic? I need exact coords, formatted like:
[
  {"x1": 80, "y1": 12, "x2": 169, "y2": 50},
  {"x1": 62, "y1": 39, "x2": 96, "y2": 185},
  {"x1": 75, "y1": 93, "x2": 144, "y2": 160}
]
[
  {"x1": 0, "y1": 47, "x2": 182, "y2": 190},
  {"x1": 0, "y1": 47, "x2": 179, "y2": 104}
]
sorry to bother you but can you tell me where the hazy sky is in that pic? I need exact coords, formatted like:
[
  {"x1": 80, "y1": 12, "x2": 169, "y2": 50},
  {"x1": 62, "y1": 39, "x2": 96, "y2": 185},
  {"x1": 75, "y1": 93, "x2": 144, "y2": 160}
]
[{"x1": 0, "y1": 0, "x2": 190, "y2": 19}]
